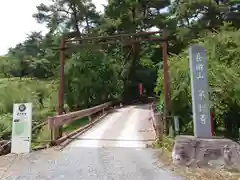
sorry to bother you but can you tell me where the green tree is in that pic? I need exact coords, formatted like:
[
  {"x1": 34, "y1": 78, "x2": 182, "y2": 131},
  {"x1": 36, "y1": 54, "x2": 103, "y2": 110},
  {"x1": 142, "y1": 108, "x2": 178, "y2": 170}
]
[
  {"x1": 64, "y1": 47, "x2": 123, "y2": 110},
  {"x1": 5, "y1": 31, "x2": 60, "y2": 79},
  {"x1": 33, "y1": 0, "x2": 100, "y2": 36}
]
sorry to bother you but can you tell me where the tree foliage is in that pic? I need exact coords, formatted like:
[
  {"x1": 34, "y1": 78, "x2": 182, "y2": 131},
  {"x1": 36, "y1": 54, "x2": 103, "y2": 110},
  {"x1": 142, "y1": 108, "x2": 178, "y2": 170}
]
[
  {"x1": 64, "y1": 48, "x2": 123, "y2": 110},
  {"x1": 1, "y1": 32, "x2": 60, "y2": 79},
  {"x1": 33, "y1": 0, "x2": 100, "y2": 34}
]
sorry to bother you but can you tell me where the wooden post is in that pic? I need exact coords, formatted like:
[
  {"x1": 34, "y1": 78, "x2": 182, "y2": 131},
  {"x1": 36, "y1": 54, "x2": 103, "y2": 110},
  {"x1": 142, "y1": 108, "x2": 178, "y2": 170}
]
[
  {"x1": 152, "y1": 104, "x2": 163, "y2": 140},
  {"x1": 53, "y1": 37, "x2": 65, "y2": 140},
  {"x1": 162, "y1": 29, "x2": 170, "y2": 135},
  {"x1": 88, "y1": 115, "x2": 93, "y2": 123},
  {"x1": 154, "y1": 113, "x2": 163, "y2": 140},
  {"x1": 49, "y1": 117, "x2": 58, "y2": 142},
  {"x1": 51, "y1": 128, "x2": 60, "y2": 142}
]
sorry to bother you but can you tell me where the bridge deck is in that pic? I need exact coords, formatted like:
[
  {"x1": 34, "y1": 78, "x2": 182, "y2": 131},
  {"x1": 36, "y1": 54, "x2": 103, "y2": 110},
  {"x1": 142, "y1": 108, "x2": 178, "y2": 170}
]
[{"x1": 68, "y1": 105, "x2": 155, "y2": 148}]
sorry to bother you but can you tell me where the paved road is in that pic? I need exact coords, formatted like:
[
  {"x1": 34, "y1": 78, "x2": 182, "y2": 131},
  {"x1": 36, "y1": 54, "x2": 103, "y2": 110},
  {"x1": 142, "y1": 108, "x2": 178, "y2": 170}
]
[{"x1": 0, "y1": 105, "x2": 183, "y2": 180}]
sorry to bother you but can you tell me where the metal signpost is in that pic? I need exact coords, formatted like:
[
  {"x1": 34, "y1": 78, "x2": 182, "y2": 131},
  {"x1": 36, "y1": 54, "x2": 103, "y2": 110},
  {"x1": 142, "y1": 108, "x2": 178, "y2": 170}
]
[
  {"x1": 189, "y1": 45, "x2": 212, "y2": 138},
  {"x1": 11, "y1": 103, "x2": 32, "y2": 153},
  {"x1": 174, "y1": 116, "x2": 180, "y2": 134}
]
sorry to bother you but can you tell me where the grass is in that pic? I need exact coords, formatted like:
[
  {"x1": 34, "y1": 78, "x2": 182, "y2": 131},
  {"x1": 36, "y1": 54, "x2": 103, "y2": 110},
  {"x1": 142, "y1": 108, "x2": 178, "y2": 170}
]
[
  {"x1": 63, "y1": 117, "x2": 89, "y2": 134},
  {"x1": 153, "y1": 136, "x2": 240, "y2": 180}
]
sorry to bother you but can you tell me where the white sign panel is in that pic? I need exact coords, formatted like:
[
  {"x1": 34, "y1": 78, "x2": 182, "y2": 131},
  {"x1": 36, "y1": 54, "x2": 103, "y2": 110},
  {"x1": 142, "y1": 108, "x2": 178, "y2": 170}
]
[
  {"x1": 174, "y1": 116, "x2": 180, "y2": 132},
  {"x1": 11, "y1": 103, "x2": 32, "y2": 154}
]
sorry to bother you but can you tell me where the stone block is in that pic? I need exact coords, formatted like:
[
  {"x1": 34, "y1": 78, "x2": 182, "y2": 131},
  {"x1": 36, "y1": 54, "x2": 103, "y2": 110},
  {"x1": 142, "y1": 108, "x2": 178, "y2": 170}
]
[{"x1": 172, "y1": 135, "x2": 240, "y2": 170}]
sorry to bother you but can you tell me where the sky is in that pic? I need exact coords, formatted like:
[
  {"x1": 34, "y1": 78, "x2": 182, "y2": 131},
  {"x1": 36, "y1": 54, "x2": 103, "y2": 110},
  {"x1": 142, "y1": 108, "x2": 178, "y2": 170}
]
[{"x1": 0, "y1": 0, "x2": 107, "y2": 55}]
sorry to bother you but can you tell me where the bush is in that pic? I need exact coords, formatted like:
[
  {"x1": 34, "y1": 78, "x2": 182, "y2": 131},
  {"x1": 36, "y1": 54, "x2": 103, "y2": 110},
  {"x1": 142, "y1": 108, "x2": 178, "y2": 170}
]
[
  {"x1": 155, "y1": 27, "x2": 240, "y2": 137},
  {"x1": 0, "y1": 78, "x2": 58, "y2": 141}
]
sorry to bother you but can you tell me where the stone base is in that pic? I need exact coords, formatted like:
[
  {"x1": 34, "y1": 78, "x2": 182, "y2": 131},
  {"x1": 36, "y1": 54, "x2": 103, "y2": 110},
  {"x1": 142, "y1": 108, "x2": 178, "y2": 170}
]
[{"x1": 172, "y1": 135, "x2": 240, "y2": 170}]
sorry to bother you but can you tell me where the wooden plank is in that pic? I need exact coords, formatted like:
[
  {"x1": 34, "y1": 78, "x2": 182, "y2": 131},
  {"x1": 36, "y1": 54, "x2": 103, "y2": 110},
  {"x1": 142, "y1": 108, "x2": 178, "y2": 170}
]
[{"x1": 48, "y1": 102, "x2": 112, "y2": 129}]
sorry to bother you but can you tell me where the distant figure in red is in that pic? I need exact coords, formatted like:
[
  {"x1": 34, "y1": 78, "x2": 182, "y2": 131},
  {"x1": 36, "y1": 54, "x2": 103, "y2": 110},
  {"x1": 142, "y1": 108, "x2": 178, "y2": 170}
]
[{"x1": 139, "y1": 83, "x2": 143, "y2": 95}]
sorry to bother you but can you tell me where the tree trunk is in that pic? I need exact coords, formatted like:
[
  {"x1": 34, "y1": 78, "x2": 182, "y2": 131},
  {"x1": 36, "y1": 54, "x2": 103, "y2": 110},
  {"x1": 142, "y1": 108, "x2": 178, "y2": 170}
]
[
  {"x1": 85, "y1": 16, "x2": 90, "y2": 34},
  {"x1": 71, "y1": 4, "x2": 81, "y2": 37}
]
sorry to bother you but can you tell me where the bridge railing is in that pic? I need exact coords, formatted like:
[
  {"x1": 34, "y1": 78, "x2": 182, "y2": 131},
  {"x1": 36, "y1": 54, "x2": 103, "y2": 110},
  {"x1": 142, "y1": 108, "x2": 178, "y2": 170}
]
[
  {"x1": 48, "y1": 102, "x2": 112, "y2": 129},
  {"x1": 48, "y1": 101, "x2": 115, "y2": 145}
]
